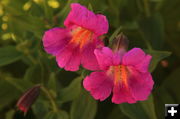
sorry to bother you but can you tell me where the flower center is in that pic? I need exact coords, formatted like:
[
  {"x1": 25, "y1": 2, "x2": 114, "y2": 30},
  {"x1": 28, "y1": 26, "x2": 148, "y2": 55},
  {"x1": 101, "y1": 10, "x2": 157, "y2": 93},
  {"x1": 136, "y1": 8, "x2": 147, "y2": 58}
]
[
  {"x1": 70, "y1": 27, "x2": 93, "y2": 49},
  {"x1": 108, "y1": 65, "x2": 129, "y2": 87}
]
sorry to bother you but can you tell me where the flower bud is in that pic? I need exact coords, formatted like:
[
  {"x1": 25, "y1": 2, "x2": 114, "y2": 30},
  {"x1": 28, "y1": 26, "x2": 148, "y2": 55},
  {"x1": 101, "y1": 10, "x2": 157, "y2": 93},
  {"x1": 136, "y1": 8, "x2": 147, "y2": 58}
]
[
  {"x1": 112, "y1": 33, "x2": 129, "y2": 52},
  {"x1": 16, "y1": 85, "x2": 41, "y2": 115}
]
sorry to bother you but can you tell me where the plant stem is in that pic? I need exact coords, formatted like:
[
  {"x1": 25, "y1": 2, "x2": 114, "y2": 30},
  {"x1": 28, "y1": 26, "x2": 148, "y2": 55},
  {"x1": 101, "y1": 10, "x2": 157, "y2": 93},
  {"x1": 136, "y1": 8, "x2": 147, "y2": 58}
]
[
  {"x1": 41, "y1": 86, "x2": 59, "y2": 112},
  {"x1": 143, "y1": 0, "x2": 151, "y2": 17}
]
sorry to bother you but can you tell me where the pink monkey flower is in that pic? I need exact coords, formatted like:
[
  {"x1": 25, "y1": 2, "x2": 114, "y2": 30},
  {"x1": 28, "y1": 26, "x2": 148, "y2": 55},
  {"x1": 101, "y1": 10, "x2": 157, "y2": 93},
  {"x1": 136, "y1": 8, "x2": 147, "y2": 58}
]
[
  {"x1": 83, "y1": 47, "x2": 154, "y2": 104},
  {"x1": 42, "y1": 3, "x2": 108, "y2": 71}
]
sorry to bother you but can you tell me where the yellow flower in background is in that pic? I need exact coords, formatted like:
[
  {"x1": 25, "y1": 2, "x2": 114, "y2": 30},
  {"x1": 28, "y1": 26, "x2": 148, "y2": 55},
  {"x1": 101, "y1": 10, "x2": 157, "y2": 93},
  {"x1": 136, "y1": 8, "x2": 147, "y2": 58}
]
[
  {"x1": 0, "y1": 7, "x2": 3, "y2": 16},
  {"x1": 1, "y1": 23, "x2": 8, "y2": 30},
  {"x1": 23, "y1": 2, "x2": 32, "y2": 11},
  {"x1": 33, "y1": 0, "x2": 43, "y2": 4},
  {"x1": 2, "y1": 33, "x2": 11, "y2": 40},
  {"x1": 48, "y1": 0, "x2": 60, "y2": 9}
]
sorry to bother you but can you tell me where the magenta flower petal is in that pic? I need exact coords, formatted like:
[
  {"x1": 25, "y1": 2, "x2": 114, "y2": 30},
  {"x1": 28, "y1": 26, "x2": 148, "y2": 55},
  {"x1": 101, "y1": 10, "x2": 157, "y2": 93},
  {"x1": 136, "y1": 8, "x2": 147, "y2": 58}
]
[
  {"x1": 112, "y1": 83, "x2": 136, "y2": 104},
  {"x1": 122, "y1": 48, "x2": 146, "y2": 66},
  {"x1": 128, "y1": 68, "x2": 154, "y2": 101},
  {"x1": 83, "y1": 72, "x2": 113, "y2": 101},
  {"x1": 94, "y1": 47, "x2": 114, "y2": 70},
  {"x1": 64, "y1": 3, "x2": 109, "y2": 36},
  {"x1": 81, "y1": 42, "x2": 101, "y2": 70},
  {"x1": 56, "y1": 43, "x2": 80, "y2": 71},
  {"x1": 43, "y1": 28, "x2": 71, "y2": 55},
  {"x1": 135, "y1": 55, "x2": 152, "y2": 72}
]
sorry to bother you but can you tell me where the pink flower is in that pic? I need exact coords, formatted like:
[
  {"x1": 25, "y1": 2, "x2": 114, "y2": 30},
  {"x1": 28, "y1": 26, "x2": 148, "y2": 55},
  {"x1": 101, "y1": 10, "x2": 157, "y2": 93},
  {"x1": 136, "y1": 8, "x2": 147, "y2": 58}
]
[
  {"x1": 42, "y1": 3, "x2": 108, "y2": 71},
  {"x1": 83, "y1": 47, "x2": 154, "y2": 104}
]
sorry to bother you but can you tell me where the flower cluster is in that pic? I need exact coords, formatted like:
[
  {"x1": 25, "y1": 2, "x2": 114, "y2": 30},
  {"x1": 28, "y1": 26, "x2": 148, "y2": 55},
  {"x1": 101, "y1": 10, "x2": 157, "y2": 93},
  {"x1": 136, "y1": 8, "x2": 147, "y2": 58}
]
[{"x1": 42, "y1": 3, "x2": 154, "y2": 104}]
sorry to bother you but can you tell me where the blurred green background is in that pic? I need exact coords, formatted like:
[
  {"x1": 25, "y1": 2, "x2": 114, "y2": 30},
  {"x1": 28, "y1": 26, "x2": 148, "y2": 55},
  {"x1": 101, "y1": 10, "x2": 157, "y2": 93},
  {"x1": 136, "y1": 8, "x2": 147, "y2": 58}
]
[{"x1": 0, "y1": 0, "x2": 179, "y2": 119}]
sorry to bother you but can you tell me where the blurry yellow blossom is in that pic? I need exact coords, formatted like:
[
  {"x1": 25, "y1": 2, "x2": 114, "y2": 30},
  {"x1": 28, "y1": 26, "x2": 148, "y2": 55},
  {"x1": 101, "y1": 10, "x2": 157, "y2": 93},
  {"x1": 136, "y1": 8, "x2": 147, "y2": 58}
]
[
  {"x1": 1, "y1": 0, "x2": 10, "y2": 6},
  {"x1": 48, "y1": 0, "x2": 60, "y2": 9},
  {"x1": 1, "y1": 23, "x2": 8, "y2": 30},
  {"x1": 23, "y1": 2, "x2": 32, "y2": 11},
  {"x1": 2, "y1": 33, "x2": 11, "y2": 40},
  {"x1": 2, "y1": 16, "x2": 8, "y2": 22},
  {"x1": 33, "y1": 0, "x2": 43, "y2": 4},
  {"x1": 0, "y1": 8, "x2": 3, "y2": 16}
]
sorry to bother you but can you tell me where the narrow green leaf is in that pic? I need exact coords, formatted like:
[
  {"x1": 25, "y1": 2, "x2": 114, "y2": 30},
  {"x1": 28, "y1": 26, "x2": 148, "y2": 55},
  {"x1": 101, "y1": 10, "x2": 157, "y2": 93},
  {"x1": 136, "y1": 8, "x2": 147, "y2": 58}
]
[
  {"x1": 70, "y1": 90, "x2": 97, "y2": 119},
  {"x1": 146, "y1": 50, "x2": 171, "y2": 72},
  {"x1": 119, "y1": 95, "x2": 157, "y2": 119},
  {"x1": 58, "y1": 77, "x2": 82, "y2": 102},
  {"x1": 0, "y1": 46, "x2": 23, "y2": 67},
  {"x1": 109, "y1": 26, "x2": 122, "y2": 47}
]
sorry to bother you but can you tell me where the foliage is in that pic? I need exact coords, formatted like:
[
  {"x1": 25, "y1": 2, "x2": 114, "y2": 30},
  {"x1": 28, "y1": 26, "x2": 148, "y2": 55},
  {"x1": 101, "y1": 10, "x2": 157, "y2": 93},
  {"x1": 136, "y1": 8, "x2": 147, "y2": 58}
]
[{"x1": 0, "y1": 0, "x2": 179, "y2": 119}]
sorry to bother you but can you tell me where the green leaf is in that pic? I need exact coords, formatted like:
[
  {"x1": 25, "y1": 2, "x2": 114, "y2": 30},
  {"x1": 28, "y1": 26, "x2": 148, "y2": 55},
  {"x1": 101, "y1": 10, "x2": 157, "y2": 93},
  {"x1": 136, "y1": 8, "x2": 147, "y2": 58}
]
[
  {"x1": 146, "y1": 50, "x2": 171, "y2": 72},
  {"x1": 32, "y1": 100, "x2": 51, "y2": 119},
  {"x1": 48, "y1": 72, "x2": 57, "y2": 92},
  {"x1": 45, "y1": 111, "x2": 69, "y2": 119},
  {"x1": 5, "y1": 77, "x2": 33, "y2": 92},
  {"x1": 139, "y1": 13, "x2": 165, "y2": 50},
  {"x1": 0, "y1": 46, "x2": 23, "y2": 67},
  {"x1": 58, "y1": 77, "x2": 82, "y2": 103},
  {"x1": 109, "y1": 26, "x2": 122, "y2": 47},
  {"x1": 0, "y1": 79, "x2": 21, "y2": 110},
  {"x1": 108, "y1": 107, "x2": 130, "y2": 119},
  {"x1": 5, "y1": 110, "x2": 15, "y2": 119},
  {"x1": 119, "y1": 95, "x2": 157, "y2": 119},
  {"x1": 24, "y1": 64, "x2": 43, "y2": 83},
  {"x1": 70, "y1": 90, "x2": 97, "y2": 119}
]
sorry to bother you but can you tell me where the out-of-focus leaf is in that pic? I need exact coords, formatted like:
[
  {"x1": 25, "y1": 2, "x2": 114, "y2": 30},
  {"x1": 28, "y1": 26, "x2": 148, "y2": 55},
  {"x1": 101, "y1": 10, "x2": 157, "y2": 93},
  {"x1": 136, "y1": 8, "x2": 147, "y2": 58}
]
[
  {"x1": 119, "y1": 95, "x2": 157, "y2": 119},
  {"x1": 0, "y1": 80, "x2": 21, "y2": 110},
  {"x1": 5, "y1": 109, "x2": 15, "y2": 119},
  {"x1": 24, "y1": 64, "x2": 43, "y2": 84},
  {"x1": 70, "y1": 90, "x2": 97, "y2": 119},
  {"x1": 146, "y1": 49, "x2": 171, "y2": 72},
  {"x1": 122, "y1": 21, "x2": 139, "y2": 30},
  {"x1": 139, "y1": 13, "x2": 165, "y2": 50},
  {"x1": 154, "y1": 67, "x2": 180, "y2": 118},
  {"x1": 5, "y1": 77, "x2": 33, "y2": 92},
  {"x1": 58, "y1": 77, "x2": 82, "y2": 103},
  {"x1": 48, "y1": 72, "x2": 57, "y2": 92},
  {"x1": 108, "y1": 107, "x2": 130, "y2": 119},
  {"x1": 45, "y1": 110, "x2": 69, "y2": 119},
  {"x1": 32, "y1": 100, "x2": 50, "y2": 119},
  {"x1": 0, "y1": 46, "x2": 23, "y2": 67},
  {"x1": 161, "y1": 67, "x2": 180, "y2": 101},
  {"x1": 8, "y1": 15, "x2": 44, "y2": 38}
]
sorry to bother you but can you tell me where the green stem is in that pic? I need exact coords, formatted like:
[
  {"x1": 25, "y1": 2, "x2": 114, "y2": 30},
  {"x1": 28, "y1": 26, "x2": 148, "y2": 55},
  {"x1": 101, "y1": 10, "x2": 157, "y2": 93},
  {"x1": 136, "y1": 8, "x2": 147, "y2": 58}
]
[
  {"x1": 143, "y1": 0, "x2": 151, "y2": 17},
  {"x1": 41, "y1": 86, "x2": 59, "y2": 112},
  {"x1": 27, "y1": 55, "x2": 37, "y2": 64}
]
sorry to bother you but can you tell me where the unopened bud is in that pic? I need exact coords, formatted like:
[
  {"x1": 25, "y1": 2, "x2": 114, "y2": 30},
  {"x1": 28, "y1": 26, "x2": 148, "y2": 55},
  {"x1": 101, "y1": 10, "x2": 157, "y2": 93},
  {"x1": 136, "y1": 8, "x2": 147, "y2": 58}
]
[
  {"x1": 112, "y1": 33, "x2": 129, "y2": 52},
  {"x1": 16, "y1": 85, "x2": 41, "y2": 115}
]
